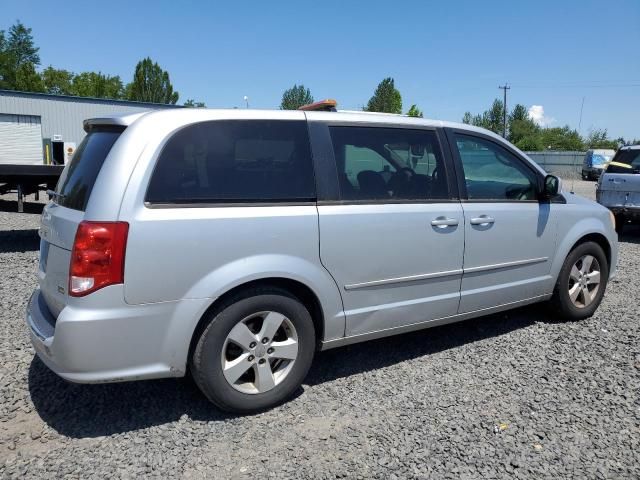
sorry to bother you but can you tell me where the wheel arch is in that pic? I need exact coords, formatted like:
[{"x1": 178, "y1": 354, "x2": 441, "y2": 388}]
[
  {"x1": 569, "y1": 232, "x2": 612, "y2": 269},
  {"x1": 187, "y1": 277, "x2": 327, "y2": 364},
  {"x1": 551, "y1": 221, "x2": 616, "y2": 286}
]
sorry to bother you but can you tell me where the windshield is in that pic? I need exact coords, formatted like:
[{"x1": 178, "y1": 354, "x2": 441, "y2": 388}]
[
  {"x1": 592, "y1": 154, "x2": 612, "y2": 165},
  {"x1": 606, "y1": 149, "x2": 640, "y2": 174},
  {"x1": 54, "y1": 127, "x2": 124, "y2": 211}
]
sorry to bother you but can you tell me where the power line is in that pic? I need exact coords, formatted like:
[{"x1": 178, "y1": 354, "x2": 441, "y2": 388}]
[{"x1": 511, "y1": 82, "x2": 640, "y2": 88}]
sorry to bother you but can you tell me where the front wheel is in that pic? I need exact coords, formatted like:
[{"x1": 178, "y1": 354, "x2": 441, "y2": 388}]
[
  {"x1": 550, "y1": 242, "x2": 608, "y2": 320},
  {"x1": 190, "y1": 288, "x2": 316, "y2": 413}
]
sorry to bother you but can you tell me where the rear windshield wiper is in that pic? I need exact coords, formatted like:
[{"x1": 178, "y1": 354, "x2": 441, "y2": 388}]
[{"x1": 46, "y1": 190, "x2": 66, "y2": 201}]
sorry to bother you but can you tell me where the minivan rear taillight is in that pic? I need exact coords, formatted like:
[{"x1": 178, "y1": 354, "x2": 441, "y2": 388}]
[{"x1": 69, "y1": 221, "x2": 129, "y2": 297}]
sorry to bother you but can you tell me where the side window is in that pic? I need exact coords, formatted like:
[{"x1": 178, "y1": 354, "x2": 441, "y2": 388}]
[
  {"x1": 344, "y1": 145, "x2": 389, "y2": 187},
  {"x1": 146, "y1": 120, "x2": 315, "y2": 203},
  {"x1": 329, "y1": 126, "x2": 449, "y2": 201},
  {"x1": 454, "y1": 134, "x2": 538, "y2": 201}
]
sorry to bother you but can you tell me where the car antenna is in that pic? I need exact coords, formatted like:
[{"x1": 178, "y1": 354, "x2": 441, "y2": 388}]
[
  {"x1": 570, "y1": 149, "x2": 578, "y2": 194},
  {"x1": 571, "y1": 96, "x2": 586, "y2": 194}
]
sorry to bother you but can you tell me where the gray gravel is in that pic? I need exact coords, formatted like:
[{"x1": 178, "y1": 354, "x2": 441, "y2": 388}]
[{"x1": 1, "y1": 184, "x2": 639, "y2": 479}]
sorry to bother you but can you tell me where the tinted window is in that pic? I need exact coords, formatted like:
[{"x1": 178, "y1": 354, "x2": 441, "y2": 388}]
[
  {"x1": 329, "y1": 127, "x2": 449, "y2": 201},
  {"x1": 454, "y1": 134, "x2": 538, "y2": 201},
  {"x1": 607, "y1": 149, "x2": 640, "y2": 174},
  {"x1": 55, "y1": 128, "x2": 123, "y2": 211},
  {"x1": 146, "y1": 120, "x2": 315, "y2": 203}
]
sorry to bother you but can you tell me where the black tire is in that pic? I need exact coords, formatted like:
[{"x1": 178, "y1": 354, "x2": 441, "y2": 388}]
[
  {"x1": 550, "y1": 241, "x2": 609, "y2": 320},
  {"x1": 190, "y1": 287, "x2": 315, "y2": 413},
  {"x1": 615, "y1": 214, "x2": 626, "y2": 235},
  {"x1": 581, "y1": 172, "x2": 588, "y2": 181}
]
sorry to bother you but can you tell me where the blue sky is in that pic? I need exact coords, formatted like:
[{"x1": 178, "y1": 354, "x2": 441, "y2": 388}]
[{"x1": 4, "y1": 0, "x2": 640, "y2": 139}]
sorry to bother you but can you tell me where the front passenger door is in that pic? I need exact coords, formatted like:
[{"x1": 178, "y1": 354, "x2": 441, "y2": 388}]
[{"x1": 450, "y1": 132, "x2": 558, "y2": 313}]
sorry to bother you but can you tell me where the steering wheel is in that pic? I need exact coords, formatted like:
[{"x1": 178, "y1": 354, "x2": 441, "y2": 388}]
[
  {"x1": 387, "y1": 167, "x2": 415, "y2": 196},
  {"x1": 397, "y1": 166, "x2": 415, "y2": 178}
]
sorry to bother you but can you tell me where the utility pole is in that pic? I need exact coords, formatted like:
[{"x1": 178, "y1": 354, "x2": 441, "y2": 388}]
[{"x1": 498, "y1": 83, "x2": 510, "y2": 138}]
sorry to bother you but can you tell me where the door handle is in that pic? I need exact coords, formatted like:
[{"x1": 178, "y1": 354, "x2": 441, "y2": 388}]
[
  {"x1": 431, "y1": 217, "x2": 459, "y2": 227},
  {"x1": 470, "y1": 215, "x2": 495, "y2": 226}
]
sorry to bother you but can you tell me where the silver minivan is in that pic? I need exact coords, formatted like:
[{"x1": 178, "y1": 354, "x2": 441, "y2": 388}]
[{"x1": 27, "y1": 108, "x2": 618, "y2": 412}]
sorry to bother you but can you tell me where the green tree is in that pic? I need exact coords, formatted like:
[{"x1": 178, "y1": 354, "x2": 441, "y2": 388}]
[
  {"x1": 280, "y1": 84, "x2": 313, "y2": 110},
  {"x1": 127, "y1": 57, "x2": 179, "y2": 104},
  {"x1": 485, "y1": 99, "x2": 505, "y2": 134},
  {"x1": 509, "y1": 104, "x2": 528, "y2": 123},
  {"x1": 507, "y1": 103, "x2": 540, "y2": 148},
  {"x1": 184, "y1": 99, "x2": 206, "y2": 108},
  {"x1": 7, "y1": 21, "x2": 39, "y2": 65},
  {"x1": 462, "y1": 99, "x2": 504, "y2": 134},
  {"x1": 539, "y1": 126, "x2": 584, "y2": 151},
  {"x1": 0, "y1": 30, "x2": 7, "y2": 88},
  {"x1": 406, "y1": 104, "x2": 423, "y2": 117},
  {"x1": 462, "y1": 101, "x2": 590, "y2": 151},
  {"x1": 585, "y1": 128, "x2": 619, "y2": 149},
  {"x1": 14, "y1": 62, "x2": 44, "y2": 92},
  {"x1": 42, "y1": 66, "x2": 74, "y2": 95},
  {"x1": 0, "y1": 21, "x2": 40, "y2": 90},
  {"x1": 72, "y1": 72, "x2": 124, "y2": 99},
  {"x1": 365, "y1": 77, "x2": 402, "y2": 114},
  {"x1": 510, "y1": 120, "x2": 543, "y2": 151}
]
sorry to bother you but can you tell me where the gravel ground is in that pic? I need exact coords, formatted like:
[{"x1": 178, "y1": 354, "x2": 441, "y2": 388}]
[{"x1": 1, "y1": 183, "x2": 639, "y2": 479}]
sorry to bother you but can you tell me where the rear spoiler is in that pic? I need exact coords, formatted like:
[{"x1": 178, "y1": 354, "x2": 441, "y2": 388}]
[{"x1": 83, "y1": 112, "x2": 149, "y2": 132}]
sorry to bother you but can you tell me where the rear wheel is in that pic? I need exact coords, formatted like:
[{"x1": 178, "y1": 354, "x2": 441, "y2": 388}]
[
  {"x1": 190, "y1": 288, "x2": 315, "y2": 413},
  {"x1": 551, "y1": 242, "x2": 608, "y2": 320}
]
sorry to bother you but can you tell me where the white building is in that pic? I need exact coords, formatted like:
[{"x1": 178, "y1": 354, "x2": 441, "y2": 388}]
[{"x1": 0, "y1": 89, "x2": 180, "y2": 165}]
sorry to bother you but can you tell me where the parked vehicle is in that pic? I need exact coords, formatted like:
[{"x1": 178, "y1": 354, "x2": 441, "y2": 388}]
[
  {"x1": 27, "y1": 108, "x2": 618, "y2": 412},
  {"x1": 582, "y1": 149, "x2": 616, "y2": 180},
  {"x1": 597, "y1": 145, "x2": 640, "y2": 233}
]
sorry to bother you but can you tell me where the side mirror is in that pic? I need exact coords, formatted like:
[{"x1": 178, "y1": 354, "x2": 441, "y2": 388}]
[{"x1": 542, "y1": 174, "x2": 561, "y2": 198}]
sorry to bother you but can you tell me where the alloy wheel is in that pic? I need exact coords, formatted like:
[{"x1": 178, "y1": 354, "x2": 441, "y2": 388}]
[
  {"x1": 568, "y1": 254, "x2": 601, "y2": 308},
  {"x1": 220, "y1": 311, "x2": 299, "y2": 394}
]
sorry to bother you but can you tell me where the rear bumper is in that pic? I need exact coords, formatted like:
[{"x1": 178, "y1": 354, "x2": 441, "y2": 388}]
[
  {"x1": 26, "y1": 288, "x2": 208, "y2": 383},
  {"x1": 583, "y1": 168, "x2": 603, "y2": 179},
  {"x1": 596, "y1": 189, "x2": 640, "y2": 218},
  {"x1": 608, "y1": 206, "x2": 640, "y2": 218}
]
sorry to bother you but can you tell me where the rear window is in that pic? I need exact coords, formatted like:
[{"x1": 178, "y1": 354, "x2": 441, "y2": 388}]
[
  {"x1": 54, "y1": 127, "x2": 123, "y2": 211},
  {"x1": 607, "y1": 149, "x2": 640, "y2": 174},
  {"x1": 145, "y1": 120, "x2": 315, "y2": 204}
]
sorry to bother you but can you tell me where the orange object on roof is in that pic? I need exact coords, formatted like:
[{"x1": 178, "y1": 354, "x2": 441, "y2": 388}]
[{"x1": 298, "y1": 99, "x2": 338, "y2": 112}]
